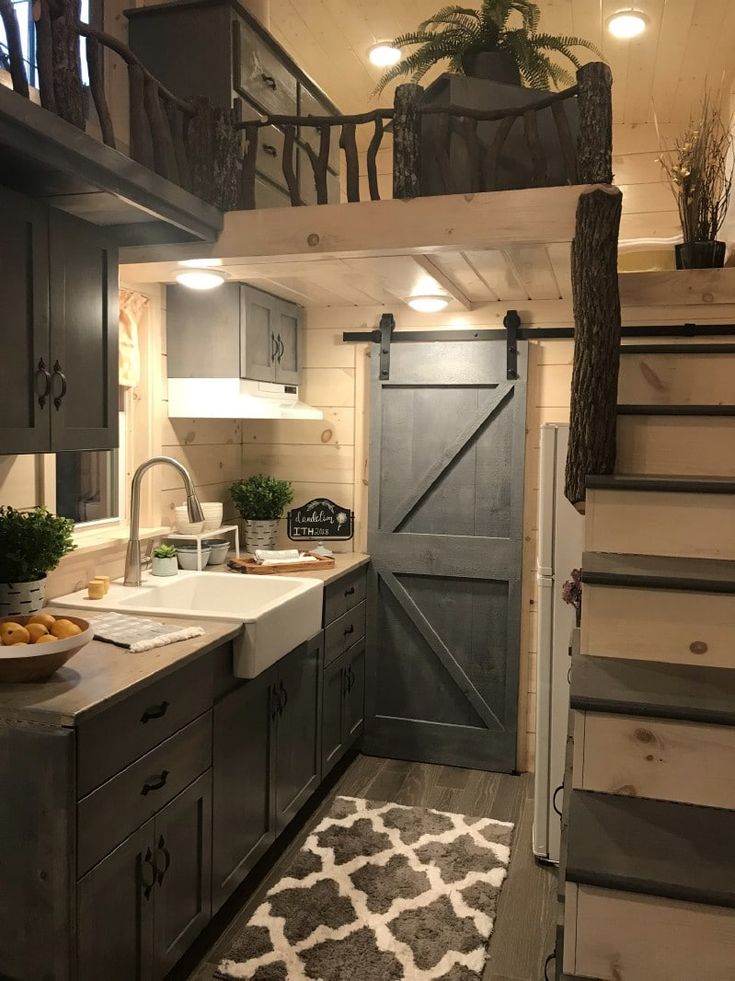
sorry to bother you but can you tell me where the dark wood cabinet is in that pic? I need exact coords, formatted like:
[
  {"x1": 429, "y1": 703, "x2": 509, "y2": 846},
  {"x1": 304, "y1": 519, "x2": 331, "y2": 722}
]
[
  {"x1": 321, "y1": 639, "x2": 366, "y2": 779},
  {"x1": 0, "y1": 185, "x2": 119, "y2": 455},
  {"x1": 212, "y1": 667, "x2": 276, "y2": 912},
  {"x1": 274, "y1": 633, "x2": 322, "y2": 833}
]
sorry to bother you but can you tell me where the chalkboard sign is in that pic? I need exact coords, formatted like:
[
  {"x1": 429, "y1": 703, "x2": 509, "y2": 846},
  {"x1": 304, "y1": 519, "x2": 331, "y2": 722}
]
[{"x1": 287, "y1": 498, "x2": 354, "y2": 541}]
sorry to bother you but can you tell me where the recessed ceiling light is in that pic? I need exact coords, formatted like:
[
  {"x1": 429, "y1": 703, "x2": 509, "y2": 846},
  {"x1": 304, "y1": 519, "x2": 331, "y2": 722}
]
[
  {"x1": 407, "y1": 294, "x2": 450, "y2": 313},
  {"x1": 176, "y1": 270, "x2": 227, "y2": 290},
  {"x1": 607, "y1": 9, "x2": 649, "y2": 39},
  {"x1": 368, "y1": 42, "x2": 401, "y2": 68},
  {"x1": 178, "y1": 258, "x2": 224, "y2": 268}
]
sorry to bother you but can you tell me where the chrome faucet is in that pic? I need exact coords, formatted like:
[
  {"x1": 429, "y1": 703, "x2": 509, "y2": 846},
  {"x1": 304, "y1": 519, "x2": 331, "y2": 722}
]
[{"x1": 124, "y1": 456, "x2": 204, "y2": 586}]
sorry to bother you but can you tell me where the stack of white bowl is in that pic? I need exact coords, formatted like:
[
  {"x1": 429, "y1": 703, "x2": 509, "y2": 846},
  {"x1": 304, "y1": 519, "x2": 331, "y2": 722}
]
[
  {"x1": 173, "y1": 505, "x2": 204, "y2": 535},
  {"x1": 200, "y1": 502, "x2": 224, "y2": 532}
]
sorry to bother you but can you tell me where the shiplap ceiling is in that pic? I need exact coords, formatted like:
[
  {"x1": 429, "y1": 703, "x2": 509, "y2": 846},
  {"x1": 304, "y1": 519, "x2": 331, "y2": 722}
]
[{"x1": 265, "y1": 0, "x2": 735, "y2": 125}]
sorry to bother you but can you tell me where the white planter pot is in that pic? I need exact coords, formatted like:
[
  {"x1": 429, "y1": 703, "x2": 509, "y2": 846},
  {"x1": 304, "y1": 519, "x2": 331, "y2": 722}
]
[
  {"x1": 243, "y1": 519, "x2": 279, "y2": 552},
  {"x1": 0, "y1": 576, "x2": 47, "y2": 617},
  {"x1": 152, "y1": 556, "x2": 178, "y2": 577}
]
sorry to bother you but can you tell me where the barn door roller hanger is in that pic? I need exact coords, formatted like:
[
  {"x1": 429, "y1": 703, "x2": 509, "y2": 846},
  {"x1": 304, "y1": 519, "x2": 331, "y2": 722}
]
[{"x1": 342, "y1": 310, "x2": 522, "y2": 380}]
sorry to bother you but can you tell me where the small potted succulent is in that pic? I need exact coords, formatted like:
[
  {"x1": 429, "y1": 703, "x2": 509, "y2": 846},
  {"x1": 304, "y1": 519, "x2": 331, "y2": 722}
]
[
  {"x1": 151, "y1": 543, "x2": 178, "y2": 577},
  {"x1": 0, "y1": 506, "x2": 76, "y2": 616},
  {"x1": 230, "y1": 474, "x2": 294, "y2": 552}
]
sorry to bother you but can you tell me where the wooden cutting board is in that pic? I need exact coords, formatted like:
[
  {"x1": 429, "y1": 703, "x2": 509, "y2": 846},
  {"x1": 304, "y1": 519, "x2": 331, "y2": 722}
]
[{"x1": 227, "y1": 552, "x2": 335, "y2": 575}]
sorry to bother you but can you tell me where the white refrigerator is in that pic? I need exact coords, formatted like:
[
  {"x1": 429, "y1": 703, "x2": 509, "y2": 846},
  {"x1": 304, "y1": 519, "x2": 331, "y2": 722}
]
[{"x1": 532, "y1": 424, "x2": 584, "y2": 865}]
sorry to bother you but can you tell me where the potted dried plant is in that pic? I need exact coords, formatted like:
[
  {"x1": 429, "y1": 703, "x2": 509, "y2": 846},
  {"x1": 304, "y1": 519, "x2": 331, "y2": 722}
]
[
  {"x1": 658, "y1": 93, "x2": 734, "y2": 269},
  {"x1": 230, "y1": 475, "x2": 294, "y2": 552},
  {"x1": 0, "y1": 507, "x2": 76, "y2": 616}
]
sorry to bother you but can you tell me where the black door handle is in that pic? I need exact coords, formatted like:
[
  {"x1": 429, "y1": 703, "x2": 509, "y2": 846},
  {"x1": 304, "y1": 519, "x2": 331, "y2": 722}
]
[
  {"x1": 344, "y1": 624, "x2": 355, "y2": 638},
  {"x1": 271, "y1": 686, "x2": 281, "y2": 721},
  {"x1": 271, "y1": 332, "x2": 279, "y2": 363},
  {"x1": 262, "y1": 143, "x2": 278, "y2": 156},
  {"x1": 140, "y1": 700, "x2": 169, "y2": 724},
  {"x1": 552, "y1": 784, "x2": 564, "y2": 818},
  {"x1": 261, "y1": 72, "x2": 276, "y2": 89},
  {"x1": 277, "y1": 334, "x2": 285, "y2": 361},
  {"x1": 52, "y1": 360, "x2": 67, "y2": 411},
  {"x1": 141, "y1": 769, "x2": 169, "y2": 796},
  {"x1": 36, "y1": 358, "x2": 51, "y2": 408},
  {"x1": 141, "y1": 846, "x2": 156, "y2": 900},
  {"x1": 344, "y1": 585, "x2": 356, "y2": 597},
  {"x1": 279, "y1": 680, "x2": 288, "y2": 714},
  {"x1": 155, "y1": 834, "x2": 171, "y2": 885}
]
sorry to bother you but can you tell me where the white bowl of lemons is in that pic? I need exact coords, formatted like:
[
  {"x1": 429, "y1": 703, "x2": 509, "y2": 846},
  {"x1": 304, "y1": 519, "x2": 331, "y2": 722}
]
[{"x1": 0, "y1": 611, "x2": 93, "y2": 682}]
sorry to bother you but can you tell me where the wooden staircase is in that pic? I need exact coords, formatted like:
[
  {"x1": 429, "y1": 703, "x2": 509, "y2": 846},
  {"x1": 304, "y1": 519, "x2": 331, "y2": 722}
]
[{"x1": 557, "y1": 343, "x2": 735, "y2": 980}]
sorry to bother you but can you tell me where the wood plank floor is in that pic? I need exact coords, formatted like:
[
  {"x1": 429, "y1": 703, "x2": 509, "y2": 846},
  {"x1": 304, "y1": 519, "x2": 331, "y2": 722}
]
[{"x1": 174, "y1": 754, "x2": 556, "y2": 981}]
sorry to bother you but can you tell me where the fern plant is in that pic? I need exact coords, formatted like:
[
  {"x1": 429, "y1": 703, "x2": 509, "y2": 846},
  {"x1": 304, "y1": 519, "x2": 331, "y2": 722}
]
[{"x1": 375, "y1": 0, "x2": 601, "y2": 93}]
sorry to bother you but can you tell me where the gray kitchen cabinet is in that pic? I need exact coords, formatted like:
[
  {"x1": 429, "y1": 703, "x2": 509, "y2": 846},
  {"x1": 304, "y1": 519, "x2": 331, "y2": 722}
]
[
  {"x1": 321, "y1": 639, "x2": 366, "y2": 779},
  {"x1": 274, "y1": 632, "x2": 323, "y2": 833},
  {"x1": 212, "y1": 666, "x2": 277, "y2": 912},
  {"x1": 167, "y1": 283, "x2": 301, "y2": 386},
  {"x1": 0, "y1": 185, "x2": 119, "y2": 455}
]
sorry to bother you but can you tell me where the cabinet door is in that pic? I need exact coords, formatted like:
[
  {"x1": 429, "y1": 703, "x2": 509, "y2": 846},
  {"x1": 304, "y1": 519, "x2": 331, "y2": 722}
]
[
  {"x1": 344, "y1": 640, "x2": 366, "y2": 745},
  {"x1": 153, "y1": 771, "x2": 212, "y2": 979},
  {"x1": 275, "y1": 634, "x2": 322, "y2": 833},
  {"x1": 49, "y1": 210, "x2": 118, "y2": 451},
  {"x1": 212, "y1": 668, "x2": 277, "y2": 912},
  {"x1": 241, "y1": 285, "x2": 276, "y2": 383},
  {"x1": 166, "y1": 283, "x2": 240, "y2": 378},
  {"x1": 77, "y1": 821, "x2": 155, "y2": 981},
  {"x1": 0, "y1": 186, "x2": 50, "y2": 454},
  {"x1": 274, "y1": 301, "x2": 301, "y2": 386},
  {"x1": 321, "y1": 654, "x2": 347, "y2": 778}
]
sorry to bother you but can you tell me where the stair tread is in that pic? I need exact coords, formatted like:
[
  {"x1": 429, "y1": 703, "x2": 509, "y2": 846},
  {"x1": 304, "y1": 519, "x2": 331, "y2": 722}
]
[
  {"x1": 587, "y1": 473, "x2": 735, "y2": 493},
  {"x1": 617, "y1": 404, "x2": 735, "y2": 416},
  {"x1": 566, "y1": 790, "x2": 735, "y2": 908},
  {"x1": 582, "y1": 551, "x2": 735, "y2": 593},
  {"x1": 621, "y1": 343, "x2": 735, "y2": 355},
  {"x1": 570, "y1": 654, "x2": 735, "y2": 725}
]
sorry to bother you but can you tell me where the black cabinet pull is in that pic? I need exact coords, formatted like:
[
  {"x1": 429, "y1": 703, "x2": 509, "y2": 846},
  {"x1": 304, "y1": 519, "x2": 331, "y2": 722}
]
[
  {"x1": 140, "y1": 700, "x2": 169, "y2": 724},
  {"x1": 344, "y1": 624, "x2": 355, "y2": 638},
  {"x1": 552, "y1": 784, "x2": 564, "y2": 818},
  {"x1": 141, "y1": 847, "x2": 156, "y2": 900},
  {"x1": 270, "y1": 687, "x2": 280, "y2": 721},
  {"x1": 271, "y1": 332, "x2": 279, "y2": 363},
  {"x1": 51, "y1": 360, "x2": 67, "y2": 411},
  {"x1": 35, "y1": 358, "x2": 51, "y2": 409},
  {"x1": 261, "y1": 72, "x2": 277, "y2": 89},
  {"x1": 262, "y1": 143, "x2": 278, "y2": 156},
  {"x1": 279, "y1": 680, "x2": 288, "y2": 714},
  {"x1": 141, "y1": 769, "x2": 169, "y2": 796},
  {"x1": 155, "y1": 834, "x2": 171, "y2": 885},
  {"x1": 344, "y1": 586, "x2": 355, "y2": 597},
  {"x1": 277, "y1": 334, "x2": 284, "y2": 361}
]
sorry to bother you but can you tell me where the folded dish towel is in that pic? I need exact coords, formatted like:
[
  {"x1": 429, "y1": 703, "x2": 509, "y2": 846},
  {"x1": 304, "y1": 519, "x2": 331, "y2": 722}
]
[
  {"x1": 253, "y1": 548, "x2": 319, "y2": 566},
  {"x1": 90, "y1": 611, "x2": 205, "y2": 653}
]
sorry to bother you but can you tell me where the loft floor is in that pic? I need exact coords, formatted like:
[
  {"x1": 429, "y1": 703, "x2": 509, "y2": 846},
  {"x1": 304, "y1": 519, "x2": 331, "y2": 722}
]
[{"x1": 173, "y1": 755, "x2": 555, "y2": 981}]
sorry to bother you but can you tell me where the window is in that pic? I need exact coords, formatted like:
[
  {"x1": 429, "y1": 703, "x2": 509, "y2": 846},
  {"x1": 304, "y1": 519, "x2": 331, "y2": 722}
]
[
  {"x1": 0, "y1": 0, "x2": 89, "y2": 88},
  {"x1": 55, "y1": 448, "x2": 120, "y2": 524}
]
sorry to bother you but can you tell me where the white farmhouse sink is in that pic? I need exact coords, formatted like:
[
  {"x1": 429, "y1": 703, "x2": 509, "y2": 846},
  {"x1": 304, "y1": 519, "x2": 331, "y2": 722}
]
[{"x1": 54, "y1": 571, "x2": 324, "y2": 678}]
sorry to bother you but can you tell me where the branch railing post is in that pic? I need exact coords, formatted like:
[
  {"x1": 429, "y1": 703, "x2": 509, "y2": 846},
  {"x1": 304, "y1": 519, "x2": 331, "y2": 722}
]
[
  {"x1": 0, "y1": 0, "x2": 29, "y2": 97},
  {"x1": 565, "y1": 62, "x2": 620, "y2": 509},
  {"x1": 393, "y1": 83, "x2": 423, "y2": 199}
]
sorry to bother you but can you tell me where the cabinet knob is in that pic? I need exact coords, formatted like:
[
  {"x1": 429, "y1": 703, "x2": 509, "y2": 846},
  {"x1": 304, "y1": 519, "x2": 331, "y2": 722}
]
[
  {"x1": 344, "y1": 586, "x2": 356, "y2": 597},
  {"x1": 140, "y1": 700, "x2": 170, "y2": 724}
]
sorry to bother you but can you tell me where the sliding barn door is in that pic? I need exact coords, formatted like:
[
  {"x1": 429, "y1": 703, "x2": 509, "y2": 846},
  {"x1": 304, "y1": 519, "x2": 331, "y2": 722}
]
[{"x1": 365, "y1": 338, "x2": 527, "y2": 772}]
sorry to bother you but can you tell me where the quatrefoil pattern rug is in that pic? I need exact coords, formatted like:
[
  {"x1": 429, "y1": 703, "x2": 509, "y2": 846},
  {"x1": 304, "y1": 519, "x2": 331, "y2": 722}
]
[{"x1": 215, "y1": 796, "x2": 514, "y2": 980}]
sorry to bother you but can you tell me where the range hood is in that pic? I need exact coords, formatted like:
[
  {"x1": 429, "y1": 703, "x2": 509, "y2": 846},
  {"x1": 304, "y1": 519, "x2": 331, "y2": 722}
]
[{"x1": 167, "y1": 378, "x2": 323, "y2": 420}]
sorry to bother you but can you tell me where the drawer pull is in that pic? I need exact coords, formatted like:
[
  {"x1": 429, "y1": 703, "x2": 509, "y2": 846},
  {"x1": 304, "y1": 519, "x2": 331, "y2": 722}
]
[
  {"x1": 262, "y1": 143, "x2": 278, "y2": 156},
  {"x1": 142, "y1": 847, "x2": 156, "y2": 900},
  {"x1": 344, "y1": 586, "x2": 356, "y2": 597},
  {"x1": 155, "y1": 834, "x2": 171, "y2": 885},
  {"x1": 261, "y1": 72, "x2": 277, "y2": 89},
  {"x1": 140, "y1": 700, "x2": 169, "y2": 724},
  {"x1": 344, "y1": 624, "x2": 355, "y2": 637},
  {"x1": 141, "y1": 769, "x2": 169, "y2": 796}
]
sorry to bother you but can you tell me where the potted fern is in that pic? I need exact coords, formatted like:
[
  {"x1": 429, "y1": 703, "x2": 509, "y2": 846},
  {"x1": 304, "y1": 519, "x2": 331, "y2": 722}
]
[
  {"x1": 230, "y1": 475, "x2": 294, "y2": 552},
  {"x1": 0, "y1": 507, "x2": 76, "y2": 616},
  {"x1": 375, "y1": 1, "x2": 600, "y2": 91}
]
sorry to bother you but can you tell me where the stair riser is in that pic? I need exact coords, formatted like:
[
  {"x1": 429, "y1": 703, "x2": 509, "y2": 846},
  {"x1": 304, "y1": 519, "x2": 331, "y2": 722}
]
[
  {"x1": 586, "y1": 489, "x2": 735, "y2": 560},
  {"x1": 572, "y1": 711, "x2": 735, "y2": 810},
  {"x1": 618, "y1": 353, "x2": 735, "y2": 406},
  {"x1": 581, "y1": 585, "x2": 735, "y2": 668},
  {"x1": 564, "y1": 883, "x2": 735, "y2": 981},
  {"x1": 616, "y1": 415, "x2": 735, "y2": 476}
]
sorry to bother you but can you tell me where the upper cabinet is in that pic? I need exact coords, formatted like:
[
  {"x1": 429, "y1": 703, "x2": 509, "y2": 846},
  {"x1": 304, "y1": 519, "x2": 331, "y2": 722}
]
[
  {"x1": 167, "y1": 283, "x2": 302, "y2": 386},
  {"x1": 127, "y1": 0, "x2": 341, "y2": 207},
  {"x1": 0, "y1": 185, "x2": 119, "y2": 456}
]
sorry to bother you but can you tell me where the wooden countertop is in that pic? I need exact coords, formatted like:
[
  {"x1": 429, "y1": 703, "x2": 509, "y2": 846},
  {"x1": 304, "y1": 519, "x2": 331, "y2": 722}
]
[{"x1": 0, "y1": 613, "x2": 241, "y2": 728}]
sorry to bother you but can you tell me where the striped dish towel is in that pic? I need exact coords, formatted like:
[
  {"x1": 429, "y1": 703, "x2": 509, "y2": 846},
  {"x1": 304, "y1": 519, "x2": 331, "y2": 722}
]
[{"x1": 90, "y1": 611, "x2": 205, "y2": 653}]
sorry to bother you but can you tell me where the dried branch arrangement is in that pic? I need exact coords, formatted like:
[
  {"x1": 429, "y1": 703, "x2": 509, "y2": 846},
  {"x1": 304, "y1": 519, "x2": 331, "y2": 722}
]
[{"x1": 658, "y1": 92, "x2": 734, "y2": 243}]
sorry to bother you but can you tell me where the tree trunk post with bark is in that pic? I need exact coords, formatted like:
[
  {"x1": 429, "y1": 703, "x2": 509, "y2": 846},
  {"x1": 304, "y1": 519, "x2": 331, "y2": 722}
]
[
  {"x1": 565, "y1": 61, "x2": 621, "y2": 509},
  {"x1": 393, "y1": 83, "x2": 423, "y2": 199}
]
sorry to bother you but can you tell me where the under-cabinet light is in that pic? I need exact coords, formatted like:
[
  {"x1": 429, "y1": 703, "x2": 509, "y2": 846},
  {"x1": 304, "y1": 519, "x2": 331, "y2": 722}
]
[
  {"x1": 178, "y1": 258, "x2": 224, "y2": 268},
  {"x1": 607, "y1": 10, "x2": 649, "y2": 38},
  {"x1": 407, "y1": 295, "x2": 450, "y2": 313},
  {"x1": 368, "y1": 42, "x2": 402, "y2": 68},
  {"x1": 175, "y1": 270, "x2": 227, "y2": 290}
]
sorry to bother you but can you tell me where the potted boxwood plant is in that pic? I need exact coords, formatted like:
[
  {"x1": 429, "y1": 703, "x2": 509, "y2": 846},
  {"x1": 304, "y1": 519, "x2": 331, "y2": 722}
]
[
  {"x1": 230, "y1": 475, "x2": 294, "y2": 552},
  {"x1": 151, "y1": 543, "x2": 178, "y2": 577},
  {"x1": 0, "y1": 506, "x2": 76, "y2": 616},
  {"x1": 375, "y1": 0, "x2": 600, "y2": 91}
]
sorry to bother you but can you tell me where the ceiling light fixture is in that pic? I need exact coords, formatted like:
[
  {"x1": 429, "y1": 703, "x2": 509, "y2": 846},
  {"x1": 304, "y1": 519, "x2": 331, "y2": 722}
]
[
  {"x1": 407, "y1": 294, "x2": 450, "y2": 313},
  {"x1": 175, "y1": 269, "x2": 227, "y2": 290},
  {"x1": 607, "y1": 9, "x2": 649, "y2": 39},
  {"x1": 368, "y1": 42, "x2": 401, "y2": 68},
  {"x1": 178, "y1": 258, "x2": 224, "y2": 268}
]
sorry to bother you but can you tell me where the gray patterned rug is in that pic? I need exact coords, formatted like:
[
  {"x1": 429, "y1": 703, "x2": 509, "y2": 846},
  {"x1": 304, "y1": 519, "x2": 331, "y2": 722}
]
[{"x1": 215, "y1": 795, "x2": 514, "y2": 980}]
